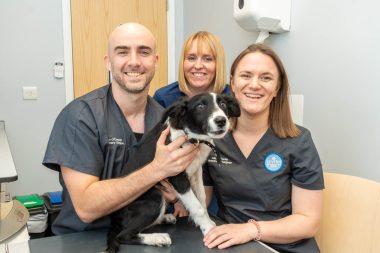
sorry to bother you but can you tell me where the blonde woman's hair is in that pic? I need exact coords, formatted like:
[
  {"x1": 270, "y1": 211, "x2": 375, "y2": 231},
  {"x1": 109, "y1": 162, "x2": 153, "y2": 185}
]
[
  {"x1": 230, "y1": 44, "x2": 300, "y2": 138},
  {"x1": 178, "y1": 31, "x2": 226, "y2": 95}
]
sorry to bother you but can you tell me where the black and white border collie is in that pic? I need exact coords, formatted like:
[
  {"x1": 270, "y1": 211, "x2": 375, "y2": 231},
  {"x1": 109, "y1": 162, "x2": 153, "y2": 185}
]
[{"x1": 106, "y1": 93, "x2": 240, "y2": 253}]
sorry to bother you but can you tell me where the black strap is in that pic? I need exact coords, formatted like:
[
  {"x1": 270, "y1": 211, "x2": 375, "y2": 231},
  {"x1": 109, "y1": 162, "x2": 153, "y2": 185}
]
[{"x1": 189, "y1": 138, "x2": 222, "y2": 167}]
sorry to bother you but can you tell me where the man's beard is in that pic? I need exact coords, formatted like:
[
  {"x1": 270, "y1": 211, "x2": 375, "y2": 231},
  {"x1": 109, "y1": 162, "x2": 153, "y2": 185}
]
[{"x1": 114, "y1": 75, "x2": 151, "y2": 94}]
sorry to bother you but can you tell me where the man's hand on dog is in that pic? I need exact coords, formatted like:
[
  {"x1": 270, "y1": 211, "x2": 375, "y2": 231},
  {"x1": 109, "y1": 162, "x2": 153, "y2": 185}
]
[{"x1": 151, "y1": 127, "x2": 199, "y2": 178}]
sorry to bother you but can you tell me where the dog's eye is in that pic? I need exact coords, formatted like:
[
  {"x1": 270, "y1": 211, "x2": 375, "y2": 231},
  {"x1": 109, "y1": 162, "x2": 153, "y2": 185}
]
[
  {"x1": 196, "y1": 104, "x2": 205, "y2": 110},
  {"x1": 219, "y1": 102, "x2": 227, "y2": 110}
]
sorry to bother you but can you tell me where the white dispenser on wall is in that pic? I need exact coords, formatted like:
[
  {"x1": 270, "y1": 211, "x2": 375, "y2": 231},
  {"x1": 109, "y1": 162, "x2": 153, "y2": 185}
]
[{"x1": 233, "y1": 0, "x2": 291, "y2": 33}]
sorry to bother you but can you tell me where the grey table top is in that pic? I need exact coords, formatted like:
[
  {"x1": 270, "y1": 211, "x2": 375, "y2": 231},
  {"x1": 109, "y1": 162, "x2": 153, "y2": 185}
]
[{"x1": 29, "y1": 217, "x2": 278, "y2": 253}]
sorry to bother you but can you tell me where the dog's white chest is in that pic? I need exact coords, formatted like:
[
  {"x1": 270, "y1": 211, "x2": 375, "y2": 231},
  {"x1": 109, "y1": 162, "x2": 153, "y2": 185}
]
[{"x1": 185, "y1": 144, "x2": 212, "y2": 177}]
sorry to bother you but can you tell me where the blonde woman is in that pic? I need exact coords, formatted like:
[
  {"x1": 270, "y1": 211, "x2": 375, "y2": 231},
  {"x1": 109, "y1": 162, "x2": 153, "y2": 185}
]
[{"x1": 153, "y1": 31, "x2": 229, "y2": 107}]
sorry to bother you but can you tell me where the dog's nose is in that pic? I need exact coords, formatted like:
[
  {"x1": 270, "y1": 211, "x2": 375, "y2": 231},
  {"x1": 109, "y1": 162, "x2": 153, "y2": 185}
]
[{"x1": 214, "y1": 116, "x2": 226, "y2": 128}]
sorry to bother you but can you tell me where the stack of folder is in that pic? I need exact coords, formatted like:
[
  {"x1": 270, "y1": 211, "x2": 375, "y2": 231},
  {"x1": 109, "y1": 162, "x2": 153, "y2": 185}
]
[
  {"x1": 42, "y1": 191, "x2": 62, "y2": 210},
  {"x1": 15, "y1": 194, "x2": 45, "y2": 216},
  {"x1": 15, "y1": 194, "x2": 48, "y2": 237},
  {"x1": 41, "y1": 191, "x2": 62, "y2": 236}
]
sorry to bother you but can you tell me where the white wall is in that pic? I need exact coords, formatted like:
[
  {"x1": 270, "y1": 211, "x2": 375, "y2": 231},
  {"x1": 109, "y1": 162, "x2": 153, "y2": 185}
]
[
  {"x1": 182, "y1": 0, "x2": 380, "y2": 182},
  {"x1": 0, "y1": 0, "x2": 65, "y2": 195}
]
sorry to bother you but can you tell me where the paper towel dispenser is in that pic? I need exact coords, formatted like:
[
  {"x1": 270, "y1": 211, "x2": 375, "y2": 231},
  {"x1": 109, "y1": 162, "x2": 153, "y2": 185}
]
[{"x1": 233, "y1": 0, "x2": 291, "y2": 33}]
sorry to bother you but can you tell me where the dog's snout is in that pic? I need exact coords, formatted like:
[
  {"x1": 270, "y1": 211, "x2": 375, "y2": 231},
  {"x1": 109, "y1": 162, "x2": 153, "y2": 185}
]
[{"x1": 214, "y1": 116, "x2": 227, "y2": 128}]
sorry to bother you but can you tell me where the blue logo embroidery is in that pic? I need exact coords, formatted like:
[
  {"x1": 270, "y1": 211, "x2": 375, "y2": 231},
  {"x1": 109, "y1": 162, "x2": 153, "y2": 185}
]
[{"x1": 264, "y1": 153, "x2": 284, "y2": 173}]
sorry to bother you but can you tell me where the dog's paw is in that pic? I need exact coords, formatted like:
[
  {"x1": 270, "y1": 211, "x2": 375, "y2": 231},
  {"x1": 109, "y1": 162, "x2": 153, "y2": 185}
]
[
  {"x1": 151, "y1": 233, "x2": 172, "y2": 247},
  {"x1": 162, "y1": 214, "x2": 177, "y2": 224},
  {"x1": 139, "y1": 232, "x2": 172, "y2": 247},
  {"x1": 201, "y1": 220, "x2": 216, "y2": 235}
]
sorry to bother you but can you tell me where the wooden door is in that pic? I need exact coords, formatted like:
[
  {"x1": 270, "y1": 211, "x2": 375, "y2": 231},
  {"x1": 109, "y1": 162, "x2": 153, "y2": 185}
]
[{"x1": 71, "y1": 0, "x2": 168, "y2": 98}]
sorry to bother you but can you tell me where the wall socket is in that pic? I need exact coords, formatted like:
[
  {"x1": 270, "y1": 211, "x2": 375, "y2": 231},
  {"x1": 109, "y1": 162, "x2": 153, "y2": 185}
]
[{"x1": 23, "y1": 86, "x2": 38, "y2": 100}]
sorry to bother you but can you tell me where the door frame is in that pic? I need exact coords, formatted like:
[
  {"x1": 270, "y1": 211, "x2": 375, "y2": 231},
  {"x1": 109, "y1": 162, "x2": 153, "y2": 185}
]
[{"x1": 62, "y1": 0, "x2": 177, "y2": 104}]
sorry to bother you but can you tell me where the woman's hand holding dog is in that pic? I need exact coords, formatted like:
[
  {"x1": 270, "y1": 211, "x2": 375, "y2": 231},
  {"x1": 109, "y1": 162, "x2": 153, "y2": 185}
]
[
  {"x1": 204, "y1": 223, "x2": 258, "y2": 249},
  {"x1": 173, "y1": 201, "x2": 188, "y2": 217},
  {"x1": 156, "y1": 179, "x2": 178, "y2": 203},
  {"x1": 150, "y1": 127, "x2": 199, "y2": 179},
  {"x1": 157, "y1": 179, "x2": 189, "y2": 217}
]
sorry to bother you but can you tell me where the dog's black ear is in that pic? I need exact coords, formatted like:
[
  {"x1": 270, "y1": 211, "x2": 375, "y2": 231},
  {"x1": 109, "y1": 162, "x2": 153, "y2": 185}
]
[
  {"x1": 220, "y1": 94, "x2": 241, "y2": 117},
  {"x1": 161, "y1": 99, "x2": 188, "y2": 129}
]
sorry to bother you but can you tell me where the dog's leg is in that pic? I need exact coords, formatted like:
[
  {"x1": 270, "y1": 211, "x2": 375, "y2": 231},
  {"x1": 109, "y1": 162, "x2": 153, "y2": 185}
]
[
  {"x1": 116, "y1": 201, "x2": 172, "y2": 247},
  {"x1": 107, "y1": 189, "x2": 172, "y2": 250},
  {"x1": 118, "y1": 230, "x2": 171, "y2": 247},
  {"x1": 189, "y1": 168, "x2": 207, "y2": 209},
  {"x1": 156, "y1": 213, "x2": 177, "y2": 224},
  {"x1": 117, "y1": 222, "x2": 172, "y2": 247},
  {"x1": 178, "y1": 190, "x2": 216, "y2": 235},
  {"x1": 133, "y1": 233, "x2": 171, "y2": 247},
  {"x1": 147, "y1": 195, "x2": 176, "y2": 226},
  {"x1": 169, "y1": 172, "x2": 216, "y2": 235}
]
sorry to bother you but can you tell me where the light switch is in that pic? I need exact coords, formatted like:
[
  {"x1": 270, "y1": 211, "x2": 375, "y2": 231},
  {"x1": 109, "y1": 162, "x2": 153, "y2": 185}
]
[
  {"x1": 23, "y1": 86, "x2": 38, "y2": 100},
  {"x1": 54, "y1": 62, "x2": 64, "y2": 79}
]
